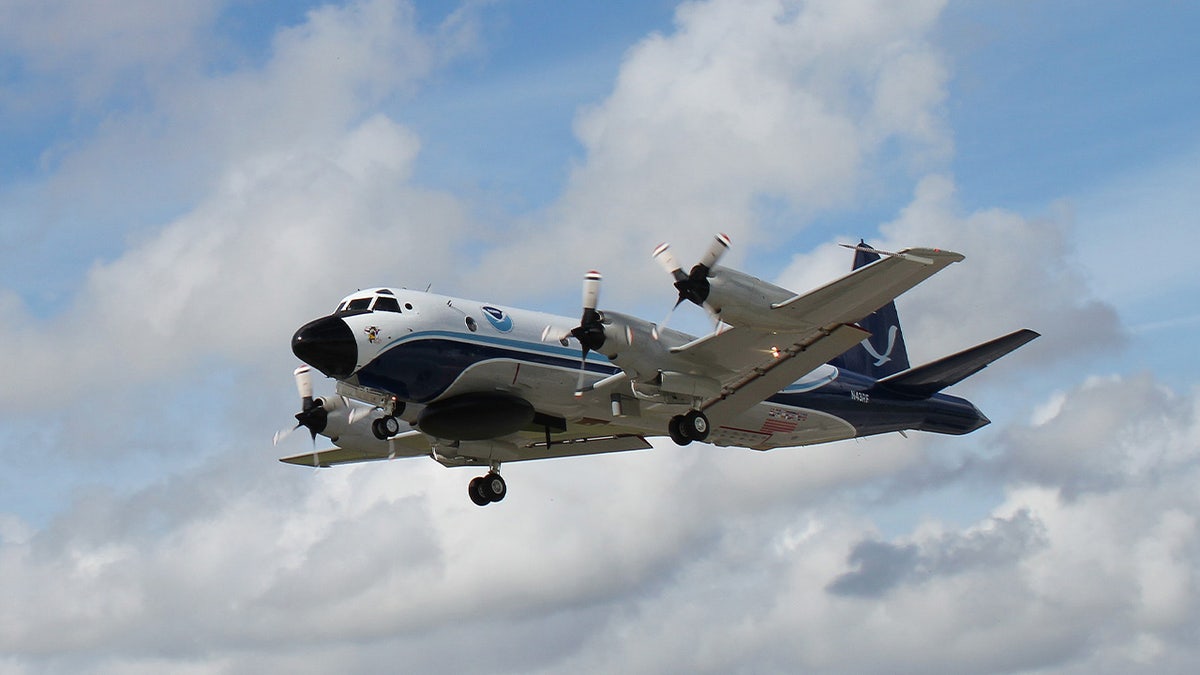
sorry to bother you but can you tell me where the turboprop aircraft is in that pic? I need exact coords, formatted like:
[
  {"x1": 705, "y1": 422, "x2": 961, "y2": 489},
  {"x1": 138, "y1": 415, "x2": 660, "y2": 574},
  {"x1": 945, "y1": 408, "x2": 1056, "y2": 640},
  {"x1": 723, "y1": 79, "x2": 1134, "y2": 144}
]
[{"x1": 279, "y1": 236, "x2": 1037, "y2": 506}]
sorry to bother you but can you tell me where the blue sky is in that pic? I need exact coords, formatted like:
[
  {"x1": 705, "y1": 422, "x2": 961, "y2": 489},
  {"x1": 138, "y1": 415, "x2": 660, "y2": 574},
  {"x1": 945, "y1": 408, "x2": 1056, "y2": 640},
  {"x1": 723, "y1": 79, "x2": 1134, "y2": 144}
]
[{"x1": 1, "y1": 1, "x2": 1198, "y2": 672}]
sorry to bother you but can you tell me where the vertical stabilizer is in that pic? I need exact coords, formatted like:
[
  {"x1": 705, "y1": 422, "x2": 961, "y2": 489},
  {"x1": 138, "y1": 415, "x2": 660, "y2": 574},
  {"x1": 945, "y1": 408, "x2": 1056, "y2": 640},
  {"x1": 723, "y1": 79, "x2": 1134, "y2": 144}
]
[{"x1": 829, "y1": 241, "x2": 911, "y2": 378}]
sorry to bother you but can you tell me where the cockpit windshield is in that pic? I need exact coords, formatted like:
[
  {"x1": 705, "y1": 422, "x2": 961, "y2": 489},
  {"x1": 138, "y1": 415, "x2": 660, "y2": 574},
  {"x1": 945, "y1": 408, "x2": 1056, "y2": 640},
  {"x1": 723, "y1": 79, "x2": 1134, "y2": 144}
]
[
  {"x1": 335, "y1": 290, "x2": 409, "y2": 314},
  {"x1": 373, "y1": 296, "x2": 401, "y2": 312},
  {"x1": 345, "y1": 297, "x2": 372, "y2": 312}
]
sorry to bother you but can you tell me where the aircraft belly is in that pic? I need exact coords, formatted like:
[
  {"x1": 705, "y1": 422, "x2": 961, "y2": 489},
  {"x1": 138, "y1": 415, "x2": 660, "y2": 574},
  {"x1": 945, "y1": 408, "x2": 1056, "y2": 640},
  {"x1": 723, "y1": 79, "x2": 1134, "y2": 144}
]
[{"x1": 710, "y1": 404, "x2": 855, "y2": 450}]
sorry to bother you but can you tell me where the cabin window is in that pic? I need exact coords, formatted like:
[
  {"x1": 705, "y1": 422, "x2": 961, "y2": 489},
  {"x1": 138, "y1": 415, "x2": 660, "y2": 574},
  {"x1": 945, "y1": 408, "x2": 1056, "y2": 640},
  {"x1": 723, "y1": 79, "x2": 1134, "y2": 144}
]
[{"x1": 465, "y1": 316, "x2": 477, "y2": 332}]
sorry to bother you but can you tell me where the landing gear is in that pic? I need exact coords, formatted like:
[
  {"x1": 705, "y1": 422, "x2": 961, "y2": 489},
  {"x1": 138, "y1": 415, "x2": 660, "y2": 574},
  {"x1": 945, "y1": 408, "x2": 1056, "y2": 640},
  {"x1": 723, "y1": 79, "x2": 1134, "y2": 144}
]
[
  {"x1": 469, "y1": 471, "x2": 507, "y2": 506},
  {"x1": 669, "y1": 416, "x2": 691, "y2": 446},
  {"x1": 371, "y1": 414, "x2": 402, "y2": 440},
  {"x1": 669, "y1": 410, "x2": 710, "y2": 446}
]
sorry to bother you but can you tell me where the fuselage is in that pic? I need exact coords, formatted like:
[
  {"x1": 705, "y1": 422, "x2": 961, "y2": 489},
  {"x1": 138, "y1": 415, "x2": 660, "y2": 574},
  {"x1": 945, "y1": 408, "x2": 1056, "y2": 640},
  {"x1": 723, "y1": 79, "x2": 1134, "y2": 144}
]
[{"x1": 292, "y1": 287, "x2": 989, "y2": 453}]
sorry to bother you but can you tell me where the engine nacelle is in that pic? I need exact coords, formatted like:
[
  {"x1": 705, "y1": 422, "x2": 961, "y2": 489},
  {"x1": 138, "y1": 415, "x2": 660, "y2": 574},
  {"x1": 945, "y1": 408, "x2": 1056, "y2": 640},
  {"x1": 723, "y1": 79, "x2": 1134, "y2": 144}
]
[
  {"x1": 593, "y1": 310, "x2": 677, "y2": 382},
  {"x1": 703, "y1": 267, "x2": 799, "y2": 331}
]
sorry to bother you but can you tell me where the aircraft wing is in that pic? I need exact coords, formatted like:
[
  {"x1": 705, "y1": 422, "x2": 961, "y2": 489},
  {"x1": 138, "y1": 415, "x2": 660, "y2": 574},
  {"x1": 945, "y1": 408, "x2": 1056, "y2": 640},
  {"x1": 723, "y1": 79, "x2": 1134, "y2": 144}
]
[
  {"x1": 675, "y1": 323, "x2": 869, "y2": 425},
  {"x1": 670, "y1": 247, "x2": 963, "y2": 423},
  {"x1": 279, "y1": 430, "x2": 431, "y2": 468},
  {"x1": 768, "y1": 248, "x2": 963, "y2": 329},
  {"x1": 281, "y1": 427, "x2": 653, "y2": 468}
]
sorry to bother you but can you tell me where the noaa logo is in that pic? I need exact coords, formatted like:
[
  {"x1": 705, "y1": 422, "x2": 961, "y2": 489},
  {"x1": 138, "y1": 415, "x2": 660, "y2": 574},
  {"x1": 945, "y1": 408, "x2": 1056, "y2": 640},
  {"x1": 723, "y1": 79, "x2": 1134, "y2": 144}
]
[
  {"x1": 481, "y1": 306, "x2": 513, "y2": 332},
  {"x1": 861, "y1": 325, "x2": 899, "y2": 366}
]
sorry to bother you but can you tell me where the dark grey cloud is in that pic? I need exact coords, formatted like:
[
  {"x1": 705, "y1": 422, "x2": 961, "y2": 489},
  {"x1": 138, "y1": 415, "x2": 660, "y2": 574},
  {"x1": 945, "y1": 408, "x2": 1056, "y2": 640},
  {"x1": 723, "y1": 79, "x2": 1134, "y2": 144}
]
[{"x1": 828, "y1": 509, "x2": 1046, "y2": 597}]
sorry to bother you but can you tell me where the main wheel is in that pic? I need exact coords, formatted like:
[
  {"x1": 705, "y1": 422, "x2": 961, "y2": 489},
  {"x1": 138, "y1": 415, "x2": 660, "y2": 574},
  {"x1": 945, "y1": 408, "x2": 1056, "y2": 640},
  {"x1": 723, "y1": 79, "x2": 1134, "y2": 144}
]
[
  {"x1": 668, "y1": 415, "x2": 692, "y2": 446},
  {"x1": 481, "y1": 472, "x2": 507, "y2": 503},
  {"x1": 372, "y1": 416, "x2": 401, "y2": 440},
  {"x1": 468, "y1": 477, "x2": 491, "y2": 506},
  {"x1": 683, "y1": 410, "x2": 710, "y2": 441}
]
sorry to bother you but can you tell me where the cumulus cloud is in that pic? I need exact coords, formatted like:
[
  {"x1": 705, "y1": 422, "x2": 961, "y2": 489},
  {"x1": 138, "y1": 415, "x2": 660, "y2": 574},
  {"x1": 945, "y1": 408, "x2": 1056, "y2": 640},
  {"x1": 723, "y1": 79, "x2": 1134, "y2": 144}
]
[
  {"x1": 0, "y1": 1, "x2": 479, "y2": 406},
  {"x1": 0, "y1": 0, "x2": 1193, "y2": 673},
  {"x1": 0, "y1": 0, "x2": 221, "y2": 105},
  {"x1": 477, "y1": 0, "x2": 951, "y2": 304},
  {"x1": 778, "y1": 174, "x2": 1125, "y2": 365}
]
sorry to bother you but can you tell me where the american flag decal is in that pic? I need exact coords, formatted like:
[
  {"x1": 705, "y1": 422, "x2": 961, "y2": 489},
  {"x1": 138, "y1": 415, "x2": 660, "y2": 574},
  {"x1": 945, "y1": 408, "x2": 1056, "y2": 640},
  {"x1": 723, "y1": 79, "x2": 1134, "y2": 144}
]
[
  {"x1": 759, "y1": 408, "x2": 805, "y2": 435},
  {"x1": 760, "y1": 418, "x2": 798, "y2": 435}
]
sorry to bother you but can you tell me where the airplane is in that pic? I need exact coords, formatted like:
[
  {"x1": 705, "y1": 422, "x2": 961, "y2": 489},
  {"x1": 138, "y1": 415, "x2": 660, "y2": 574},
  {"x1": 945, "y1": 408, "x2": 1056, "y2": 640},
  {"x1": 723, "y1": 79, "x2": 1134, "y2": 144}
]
[{"x1": 279, "y1": 235, "x2": 1038, "y2": 506}]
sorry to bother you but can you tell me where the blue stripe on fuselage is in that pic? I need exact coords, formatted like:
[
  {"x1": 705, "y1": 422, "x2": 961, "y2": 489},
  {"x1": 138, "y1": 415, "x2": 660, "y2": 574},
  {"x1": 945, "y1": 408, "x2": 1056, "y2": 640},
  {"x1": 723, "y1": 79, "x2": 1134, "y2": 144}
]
[{"x1": 355, "y1": 331, "x2": 619, "y2": 403}]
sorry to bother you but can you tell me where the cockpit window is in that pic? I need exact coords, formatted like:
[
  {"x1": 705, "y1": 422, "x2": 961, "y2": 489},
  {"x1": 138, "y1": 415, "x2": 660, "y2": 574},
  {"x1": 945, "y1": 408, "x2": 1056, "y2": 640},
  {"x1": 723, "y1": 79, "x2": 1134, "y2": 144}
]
[
  {"x1": 346, "y1": 297, "x2": 372, "y2": 311},
  {"x1": 373, "y1": 296, "x2": 402, "y2": 312}
]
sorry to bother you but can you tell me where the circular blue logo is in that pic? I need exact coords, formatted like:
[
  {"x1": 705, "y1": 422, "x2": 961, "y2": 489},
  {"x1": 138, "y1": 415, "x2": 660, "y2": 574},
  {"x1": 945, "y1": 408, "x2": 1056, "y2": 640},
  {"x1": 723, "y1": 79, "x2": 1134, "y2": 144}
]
[{"x1": 481, "y1": 306, "x2": 513, "y2": 332}]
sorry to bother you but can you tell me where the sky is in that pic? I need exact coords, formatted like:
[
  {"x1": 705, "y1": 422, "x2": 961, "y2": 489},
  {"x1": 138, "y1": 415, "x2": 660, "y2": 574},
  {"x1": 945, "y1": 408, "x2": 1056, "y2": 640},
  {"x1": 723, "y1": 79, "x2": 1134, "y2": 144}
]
[{"x1": 0, "y1": 0, "x2": 1197, "y2": 672}]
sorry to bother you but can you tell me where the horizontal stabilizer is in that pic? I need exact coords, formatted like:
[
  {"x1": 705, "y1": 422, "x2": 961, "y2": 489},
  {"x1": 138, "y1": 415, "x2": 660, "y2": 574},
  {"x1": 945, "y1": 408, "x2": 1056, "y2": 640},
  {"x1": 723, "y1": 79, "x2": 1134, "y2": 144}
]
[{"x1": 874, "y1": 329, "x2": 1039, "y2": 399}]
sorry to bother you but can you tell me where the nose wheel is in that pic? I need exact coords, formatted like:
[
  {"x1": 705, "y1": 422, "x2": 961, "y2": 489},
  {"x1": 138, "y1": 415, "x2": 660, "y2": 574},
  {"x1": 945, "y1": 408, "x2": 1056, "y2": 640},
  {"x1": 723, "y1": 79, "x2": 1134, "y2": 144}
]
[{"x1": 469, "y1": 471, "x2": 507, "y2": 506}]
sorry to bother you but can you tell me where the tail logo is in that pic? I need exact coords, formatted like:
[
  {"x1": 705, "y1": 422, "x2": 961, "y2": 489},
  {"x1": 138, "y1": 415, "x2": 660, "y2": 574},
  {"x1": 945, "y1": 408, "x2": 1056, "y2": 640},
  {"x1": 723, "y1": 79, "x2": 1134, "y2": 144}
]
[{"x1": 861, "y1": 325, "x2": 899, "y2": 366}]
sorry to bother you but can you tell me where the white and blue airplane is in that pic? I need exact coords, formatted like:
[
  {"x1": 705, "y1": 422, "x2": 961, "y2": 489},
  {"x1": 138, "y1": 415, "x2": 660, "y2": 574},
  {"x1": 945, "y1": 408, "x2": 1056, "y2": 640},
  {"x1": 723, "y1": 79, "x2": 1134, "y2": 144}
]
[{"x1": 280, "y1": 236, "x2": 1037, "y2": 506}]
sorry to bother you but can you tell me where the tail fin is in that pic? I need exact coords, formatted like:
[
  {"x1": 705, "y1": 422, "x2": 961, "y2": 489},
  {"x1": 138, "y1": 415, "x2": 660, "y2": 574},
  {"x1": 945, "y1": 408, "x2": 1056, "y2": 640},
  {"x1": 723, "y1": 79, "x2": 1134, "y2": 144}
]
[
  {"x1": 829, "y1": 241, "x2": 911, "y2": 378},
  {"x1": 875, "y1": 329, "x2": 1040, "y2": 399}
]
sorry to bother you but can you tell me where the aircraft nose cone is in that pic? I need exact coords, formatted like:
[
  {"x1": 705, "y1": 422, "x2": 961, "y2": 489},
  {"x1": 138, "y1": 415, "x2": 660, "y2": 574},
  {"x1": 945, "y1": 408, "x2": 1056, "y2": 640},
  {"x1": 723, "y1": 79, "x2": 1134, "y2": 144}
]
[{"x1": 292, "y1": 315, "x2": 357, "y2": 379}]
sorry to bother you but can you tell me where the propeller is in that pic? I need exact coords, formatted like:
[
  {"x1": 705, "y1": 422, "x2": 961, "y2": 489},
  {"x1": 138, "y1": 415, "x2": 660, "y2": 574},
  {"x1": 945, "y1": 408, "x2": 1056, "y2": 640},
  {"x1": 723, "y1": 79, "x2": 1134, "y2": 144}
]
[
  {"x1": 651, "y1": 233, "x2": 731, "y2": 337},
  {"x1": 568, "y1": 271, "x2": 606, "y2": 396},
  {"x1": 273, "y1": 366, "x2": 330, "y2": 448}
]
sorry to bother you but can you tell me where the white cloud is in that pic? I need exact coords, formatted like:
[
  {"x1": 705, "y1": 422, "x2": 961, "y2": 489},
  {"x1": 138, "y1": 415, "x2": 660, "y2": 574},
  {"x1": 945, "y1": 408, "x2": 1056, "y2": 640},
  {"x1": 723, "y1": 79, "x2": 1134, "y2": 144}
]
[
  {"x1": 777, "y1": 174, "x2": 1125, "y2": 365},
  {"x1": 1, "y1": 0, "x2": 1196, "y2": 672},
  {"x1": 475, "y1": 0, "x2": 951, "y2": 305},
  {"x1": 0, "y1": 1, "x2": 479, "y2": 406},
  {"x1": 0, "y1": 0, "x2": 221, "y2": 105}
]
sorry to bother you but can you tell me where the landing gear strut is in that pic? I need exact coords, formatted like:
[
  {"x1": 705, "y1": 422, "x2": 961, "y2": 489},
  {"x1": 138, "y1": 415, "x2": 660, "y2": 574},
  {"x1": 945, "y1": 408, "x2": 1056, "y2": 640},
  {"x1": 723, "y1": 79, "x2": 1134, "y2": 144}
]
[
  {"x1": 469, "y1": 471, "x2": 507, "y2": 506},
  {"x1": 668, "y1": 410, "x2": 710, "y2": 446}
]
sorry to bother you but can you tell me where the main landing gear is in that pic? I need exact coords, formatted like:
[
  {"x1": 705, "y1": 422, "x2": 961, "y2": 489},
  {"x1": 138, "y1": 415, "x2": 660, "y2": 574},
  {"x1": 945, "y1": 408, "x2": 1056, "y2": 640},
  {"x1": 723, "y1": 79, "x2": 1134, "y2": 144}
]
[
  {"x1": 469, "y1": 471, "x2": 507, "y2": 506},
  {"x1": 668, "y1": 410, "x2": 710, "y2": 446},
  {"x1": 371, "y1": 415, "x2": 401, "y2": 440},
  {"x1": 370, "y1": 401, "x2": 407, "y2": 440}
]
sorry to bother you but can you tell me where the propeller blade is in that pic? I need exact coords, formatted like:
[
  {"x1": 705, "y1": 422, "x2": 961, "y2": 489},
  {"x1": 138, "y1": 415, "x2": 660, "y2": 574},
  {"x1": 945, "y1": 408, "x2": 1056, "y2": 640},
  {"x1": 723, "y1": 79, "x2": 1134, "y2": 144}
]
[
  {"x1": 582, "y1": 270, "x2": 602, "y2": 311},
  {"x1": 347, "y1": 399, "x2": 368, "y2": 425},
  {"x1": 653, "y1": 242, "x2": 686, "y2": 281},
  {"x1": 651, "y1": 300, "x2": 682, "y2": 341},
  {"x1": 541, "y1": 324, "x2": 571, "y2": 344},
  {"x1": 294, "y1": 365, "x2": 314, "y2": 404},
  {"x1": 273, "y1": 424, "x2": 300, "y2": 446},
  {"x1": 574, "y1": 354, "x2": 589, "y2": 398},
  {"x1": 698, "y1": 233, "x2": 731, "y2": 271}
]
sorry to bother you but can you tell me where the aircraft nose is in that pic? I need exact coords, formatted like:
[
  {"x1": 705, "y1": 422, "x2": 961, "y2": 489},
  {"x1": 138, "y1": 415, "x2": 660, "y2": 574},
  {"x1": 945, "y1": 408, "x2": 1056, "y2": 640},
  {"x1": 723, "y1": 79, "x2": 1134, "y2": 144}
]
[{"x1": 292, "y1": 315, "x2": 357, "y2": 379}]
